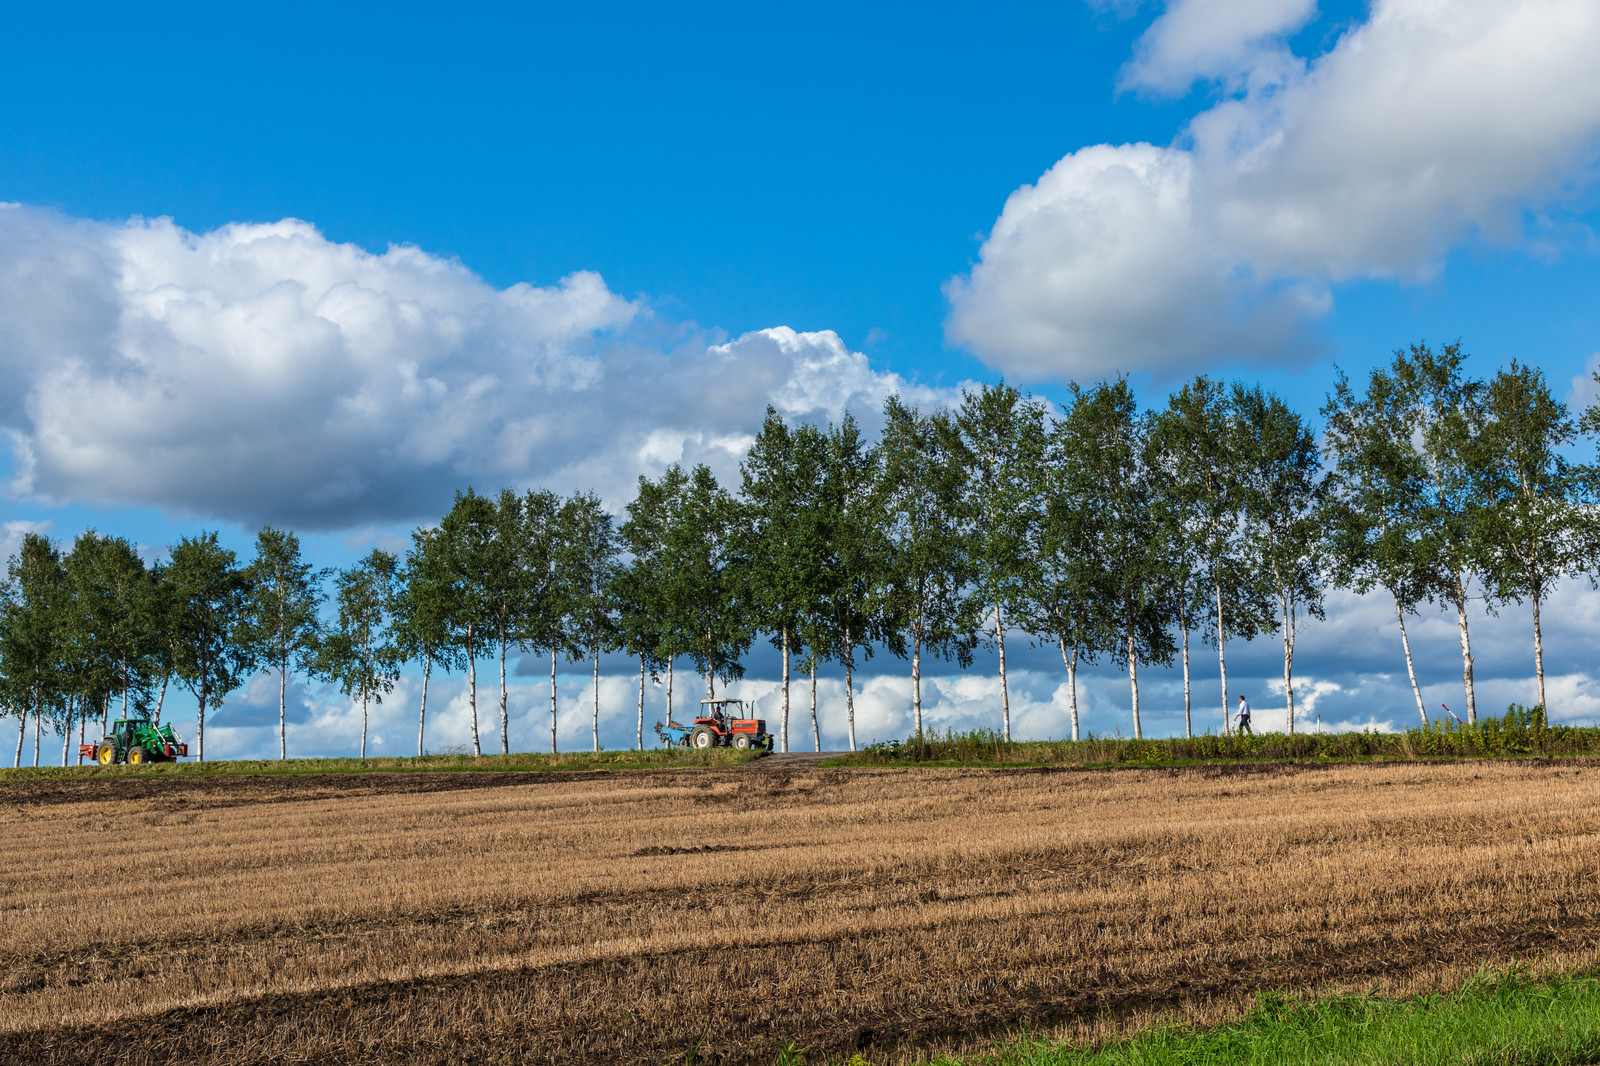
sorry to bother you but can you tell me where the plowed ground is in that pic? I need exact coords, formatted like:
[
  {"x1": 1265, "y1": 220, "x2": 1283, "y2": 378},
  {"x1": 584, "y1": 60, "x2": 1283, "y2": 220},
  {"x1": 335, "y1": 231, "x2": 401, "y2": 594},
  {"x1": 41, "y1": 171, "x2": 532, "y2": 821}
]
[{"x1": 3, "y1": 760, "x2": 1599, "y2": 1064}]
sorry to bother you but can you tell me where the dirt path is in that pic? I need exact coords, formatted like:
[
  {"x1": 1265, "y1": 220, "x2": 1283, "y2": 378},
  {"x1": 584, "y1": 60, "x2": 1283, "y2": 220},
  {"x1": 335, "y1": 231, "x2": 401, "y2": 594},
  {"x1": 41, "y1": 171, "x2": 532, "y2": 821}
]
[{"x1": 752, "y1": 750, "x2": 850, "y2": 768}]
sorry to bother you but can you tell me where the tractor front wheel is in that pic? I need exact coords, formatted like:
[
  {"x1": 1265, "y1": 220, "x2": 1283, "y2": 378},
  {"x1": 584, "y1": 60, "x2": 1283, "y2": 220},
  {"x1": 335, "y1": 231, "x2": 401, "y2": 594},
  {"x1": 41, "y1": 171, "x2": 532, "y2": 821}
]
[
  {"x1": 690, "y1": 727, "x2": 716, "y2": 750},
  {"x1": 733, "y1": 733, "x2": 751, "y2": 751},
  {"x1": 127, "y1": 746, "x2": 146, "y2": 766},
  {"x1": 96, "y1": 741, "x2": 117, "y2": 766}
]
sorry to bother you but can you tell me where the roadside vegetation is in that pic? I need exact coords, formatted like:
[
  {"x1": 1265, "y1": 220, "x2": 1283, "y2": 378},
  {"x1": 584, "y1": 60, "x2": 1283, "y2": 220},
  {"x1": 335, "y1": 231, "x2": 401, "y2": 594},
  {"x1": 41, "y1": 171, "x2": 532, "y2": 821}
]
[
  {"x1": 840, "y1": 707, "x2": 1600, "y2": 768},
  {"x1": 939, "y1": 972, "x2": 1600, "y2": 1066},
  {"x1": 0, "y1": 745, "x2": 756, "y2": 781}
]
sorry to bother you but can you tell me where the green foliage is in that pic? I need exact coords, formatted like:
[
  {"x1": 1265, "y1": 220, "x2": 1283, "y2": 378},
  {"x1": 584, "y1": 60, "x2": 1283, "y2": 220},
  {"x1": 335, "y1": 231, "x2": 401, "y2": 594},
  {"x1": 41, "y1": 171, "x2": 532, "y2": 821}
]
[
  {"x1": 166, "y1": 531, "x2": 253, "y2": 761},
  {"x1": 877, "y1": 398, "x2": 977, "y2": 735},
  {"x1": 660, "y1": 464, "x2": 753, "y2": 694},
  {"x1": 238, "y1": 526, "x2": 325, "y2": 760},
  {"x1": 950, "y1": 970, "x2": 1600, "y2": 1065},
  {"x1": 953, "y1": 382, "x2": 1048, "y2": 741},
  {"x1": 316, "y1": 549, "x2": 402, "y2": 759},
  {"x1": 849, "y1": 707, "x2": 1600, "y2": 767}
]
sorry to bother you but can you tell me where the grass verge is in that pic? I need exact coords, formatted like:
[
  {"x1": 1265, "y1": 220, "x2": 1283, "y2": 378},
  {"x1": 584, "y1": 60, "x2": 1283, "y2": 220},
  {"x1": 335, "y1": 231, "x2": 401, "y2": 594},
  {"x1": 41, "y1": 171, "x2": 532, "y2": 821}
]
[
  {"x1": 940, "y1": 971, "x2": 1600, "y2": 1066},
  {"x1": 835, "y1": 705, "x2": 1600, "y2": 769},
  {"x1": 0, "y1": 745, "x2": 761, "y2": 779}
]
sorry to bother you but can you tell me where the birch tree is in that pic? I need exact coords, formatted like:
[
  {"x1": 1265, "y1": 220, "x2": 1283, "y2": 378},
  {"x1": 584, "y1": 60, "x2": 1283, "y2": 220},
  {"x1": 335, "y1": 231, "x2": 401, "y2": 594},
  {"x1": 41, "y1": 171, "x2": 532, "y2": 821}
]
[
  {"x1": 394, "y1": 527, "x2": 463, "y2": 755},
  {"x1": 563, "y1": 492, "x2": 620, "y2": 752},
  {"x1": 239, "y1": 526, "x2": 324, "y2": 759},
  {"x1": 1147, "y1": 377, "x2": 1271, "y2": 734},
  {"x1": 740, "y1": 409, "x2": 829, "y2": 752},
  {"x1": 953, "y1": 383, "x2": 1047, "y2": 741},
  {"x1": 617, "y1": 468, "x2": 684, "y2": 746},
  {"x1": 661, "y1": 465, "x2": 751, "y2": 701},
  {"x1": 877, "y1": 397, "x2": 975, "y2": 737},
  {"x1": 488, "y1": 489, "x2": 535, "y2": 755},
  {"x1": 1077, "y1": 380, "x2": 1173, "y2": 738},
  {"x1": 1234, "y1": 385, "x2": 1325, "y2": 734},
  {"x1": 1479, "y1": 361, "x2": 1587, "y2": 711},
  {"x1": 1028, "y1": 386, "x2": 1117, "y2": 741},
  {"x1": 167, "y1": 532, "x2": 253, "y2": 761},
  {"x1": 1, "y1": 534, "x2": 65, "y2": 767},
  {"x1": 1322, "y1": 363, "x2": 1435, "y2": 726},
  {"x1": 436, "y1": 489, "x2": 498, "y2": 756},
  {"x1": 821, "y1": 414, "x2": 890, "y2": 752},
  {"x1": 520, "y1": 490, "x2": 573, "y2": 754},
  {"x1": 319, "y1": 550, "x2": 402, "y2": 759},
  {"x1": 1397, "y1": 342, "x2": 1490, "y2": 724}
]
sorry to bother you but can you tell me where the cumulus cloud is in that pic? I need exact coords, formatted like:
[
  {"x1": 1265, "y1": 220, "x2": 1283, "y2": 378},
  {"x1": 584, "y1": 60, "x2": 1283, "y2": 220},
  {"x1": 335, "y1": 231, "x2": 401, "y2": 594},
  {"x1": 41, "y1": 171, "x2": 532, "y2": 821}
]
[
  {"x1": 948, "y1": 0, "x2": 1600, "y2": 381},
  {"x1": 1120, "y1": 0, "x2": 1316, "y2": 97},
  {"x1": 0, "y1": 206, "x2": 949, "y2": 528},
  {"x1": 0, "y1": 519, "x2": 51, "y2": 569}
]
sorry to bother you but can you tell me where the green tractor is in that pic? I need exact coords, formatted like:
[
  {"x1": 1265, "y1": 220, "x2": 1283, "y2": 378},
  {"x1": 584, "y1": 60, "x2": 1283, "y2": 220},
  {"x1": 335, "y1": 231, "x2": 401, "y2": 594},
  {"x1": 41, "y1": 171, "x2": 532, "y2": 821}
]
[{"x1": 81, "y1": 718, "x2": 189, "y2": 765}]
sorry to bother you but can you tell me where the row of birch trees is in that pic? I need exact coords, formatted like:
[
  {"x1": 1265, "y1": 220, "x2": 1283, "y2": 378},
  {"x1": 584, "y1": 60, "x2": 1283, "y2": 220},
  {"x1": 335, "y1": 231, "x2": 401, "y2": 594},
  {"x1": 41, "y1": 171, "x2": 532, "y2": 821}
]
[{"x1": 3, "y1": 341, "x2": 1595, "y2": 762}]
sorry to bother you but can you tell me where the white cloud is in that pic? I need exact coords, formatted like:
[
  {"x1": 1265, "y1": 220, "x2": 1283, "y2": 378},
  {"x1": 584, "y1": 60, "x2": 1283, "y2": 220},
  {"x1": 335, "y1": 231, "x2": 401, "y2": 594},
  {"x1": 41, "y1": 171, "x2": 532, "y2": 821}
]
[
  {"x1": 1121, "y1": 0, "x2": 1317, "y2": 97},
  {"x1": 949, "y1": 0, "x2": 1600, "y2": 381},
  {"x1": 0, "y1": 519, "x2": 51, "y2": 569},
  {"x1": 0, "y1": 207, "x2": 948, "y2": 529}
]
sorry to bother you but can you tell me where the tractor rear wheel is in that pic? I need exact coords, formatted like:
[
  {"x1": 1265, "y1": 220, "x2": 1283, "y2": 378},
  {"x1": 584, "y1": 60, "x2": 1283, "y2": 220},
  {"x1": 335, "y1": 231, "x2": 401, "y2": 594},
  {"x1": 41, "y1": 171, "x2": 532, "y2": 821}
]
[
  {"x1": 733, "y1": 733, "x2": 751, "y2": 751},
  {"x1": 690, "y1": 726, "x2": 716, "y2": 750},
  {"x1": 127, "y1": 746, "x2": 146, "y2": 766},
  {"x1": 96, "y1": 741, "x2": 117, "y2": 766}
]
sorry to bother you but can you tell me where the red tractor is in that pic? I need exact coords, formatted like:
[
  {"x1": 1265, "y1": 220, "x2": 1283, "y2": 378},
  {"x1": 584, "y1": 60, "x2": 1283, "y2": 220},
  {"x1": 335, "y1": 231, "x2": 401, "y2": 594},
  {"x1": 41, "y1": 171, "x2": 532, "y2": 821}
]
[{"x1": 655, "y1": 698, "x2": 773, "y2": 751}]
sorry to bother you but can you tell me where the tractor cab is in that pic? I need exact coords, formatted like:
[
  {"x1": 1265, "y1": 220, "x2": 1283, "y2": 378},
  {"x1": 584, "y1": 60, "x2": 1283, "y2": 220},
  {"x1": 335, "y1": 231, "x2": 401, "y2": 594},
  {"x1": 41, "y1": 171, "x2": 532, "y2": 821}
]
[{"x1": 110, "y1": 718, "x2": 141, "y2": 750}]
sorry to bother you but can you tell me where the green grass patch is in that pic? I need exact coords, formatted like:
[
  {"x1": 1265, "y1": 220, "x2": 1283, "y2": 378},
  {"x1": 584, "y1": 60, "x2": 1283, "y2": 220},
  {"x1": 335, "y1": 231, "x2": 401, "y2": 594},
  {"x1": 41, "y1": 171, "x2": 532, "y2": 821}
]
[
  {"x1": 929, "y1": 971, "x2": 1600, "y2": 1066},
  {"x1": 836, "y1": 705, "x2": 1600, "y2": 769},
  {"x1": 0, "y1": 746, "x2": 761, "y2": 780}
]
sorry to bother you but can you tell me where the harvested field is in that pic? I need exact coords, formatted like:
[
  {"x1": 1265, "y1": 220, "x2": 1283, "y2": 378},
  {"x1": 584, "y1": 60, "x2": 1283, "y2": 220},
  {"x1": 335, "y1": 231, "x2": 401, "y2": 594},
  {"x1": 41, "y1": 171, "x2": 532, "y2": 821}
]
[{"x1": 3, "y1": 760, "x2": 1600, "y2": 1064}]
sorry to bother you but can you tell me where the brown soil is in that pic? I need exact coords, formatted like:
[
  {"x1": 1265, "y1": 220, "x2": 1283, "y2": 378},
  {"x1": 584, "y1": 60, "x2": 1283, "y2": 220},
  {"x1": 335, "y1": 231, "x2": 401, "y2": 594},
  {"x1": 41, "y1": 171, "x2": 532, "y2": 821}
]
[{"x1": 3, "y1": 761, "x2": 1598, "y2": 1064}]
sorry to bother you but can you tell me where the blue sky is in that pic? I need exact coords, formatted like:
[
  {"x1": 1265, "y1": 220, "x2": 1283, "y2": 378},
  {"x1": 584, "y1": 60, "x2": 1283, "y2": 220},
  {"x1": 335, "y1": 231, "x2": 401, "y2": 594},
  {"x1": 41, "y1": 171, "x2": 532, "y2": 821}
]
[{"x1": 5, "y1": 0, "x2": 1600, "y2": 758}]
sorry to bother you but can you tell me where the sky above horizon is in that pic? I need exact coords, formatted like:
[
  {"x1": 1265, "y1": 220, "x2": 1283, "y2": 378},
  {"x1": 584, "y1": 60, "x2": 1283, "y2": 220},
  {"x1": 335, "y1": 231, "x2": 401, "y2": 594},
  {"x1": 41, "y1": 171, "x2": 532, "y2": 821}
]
[{"x1": 5, "y1": 0, "x2": 1600, "y2": 758}]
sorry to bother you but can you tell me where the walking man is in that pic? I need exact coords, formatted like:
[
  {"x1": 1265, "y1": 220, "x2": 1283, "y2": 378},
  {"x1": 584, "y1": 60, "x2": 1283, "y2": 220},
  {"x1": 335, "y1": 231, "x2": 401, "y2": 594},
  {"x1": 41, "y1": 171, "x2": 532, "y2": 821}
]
[{"x1": 1235, "y1": 695, "x2": 1253, "y2": 736}]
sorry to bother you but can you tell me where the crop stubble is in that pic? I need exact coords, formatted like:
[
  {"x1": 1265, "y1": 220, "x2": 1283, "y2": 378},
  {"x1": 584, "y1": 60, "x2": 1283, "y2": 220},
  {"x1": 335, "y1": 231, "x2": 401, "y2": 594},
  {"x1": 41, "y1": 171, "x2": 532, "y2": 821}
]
[{"x1": 2, "y1": 761, "x2": 1598, "y2": 1064}]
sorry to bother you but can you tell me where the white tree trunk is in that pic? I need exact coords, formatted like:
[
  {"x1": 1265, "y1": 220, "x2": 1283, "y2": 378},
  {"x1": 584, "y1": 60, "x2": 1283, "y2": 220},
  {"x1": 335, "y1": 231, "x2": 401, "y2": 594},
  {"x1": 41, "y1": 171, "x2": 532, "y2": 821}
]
[
  {"x1": 844, "y1": 624, "x2": 857, "y2": 752},
  {"x1": 1181, "y1": 620, "x2": 1192, "y2": 739},
  {"x1": 912, "y1": 622, "x2": 924, "y2": 737},
  {"x1": 1127, "y1": 631, "x2": 1141, "y2": 740},
  {"x1": 468, "y1": 631, "x2": 481, "y2": 757},
  {"x1": 156, "y1": 674, "x2": 168, "y2": 721},
  {"x1": 549, "y1": 647, "x2": 559, "y2": 754},
  {"x1": 592, "y1": 641, "x2": 601, "y2": 753},
  {"x1": 499, "y1": 638, "x2": 510, "y2": 756},
  {"x1": 417, "y1": 652, "x2": 432, "y2": 757},
  {"x1": 1280, "y1": 590, "x2": 1295, "y2": 734},
  {"x1": 14, "y1": 712, "x2": 24, "y2": 767},
  {"x1": 995, "y1": 601, "x2": 1011, "y2": 741},
  {"x1": 279, "y1": 664, "x2": 288, "y2": 761},
  {"x1": 360, "y1": 689, "x2": 369, "y2": 759},
  {"x1": 1215, "y1": 579, "x2": 1229, "y2": 734},
  {"x1": 1058, "y1": 635, "x2": 1079, "y2": 742},
  {"x1": 197, "y1": 691, "x2": 206, "y2": 762},
  {"x1": 781, "y1": 625, "x2": 791, "y2": 753},
  {"x1": 1453, "y1": 576, "x2": 1477, "y2": 724},
  {"x1": 1532, "y1": 591, "x2": 1547, "y2": 711},
  {"x1": 810, "y1": 659, "x2": 820, "y2": 752},
  {"x1": 637, "y1": 654, "x2": 646, "y2": 751},
  {"x1": 666, "y1": 659, "x2": 674, "y2": 724},
  {"x1": 61, "y1": 696, "x2": 72, "y2": 767},
  {"x1": 1393, "y1": 591, "x2": 1427, "y2": 727}
]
